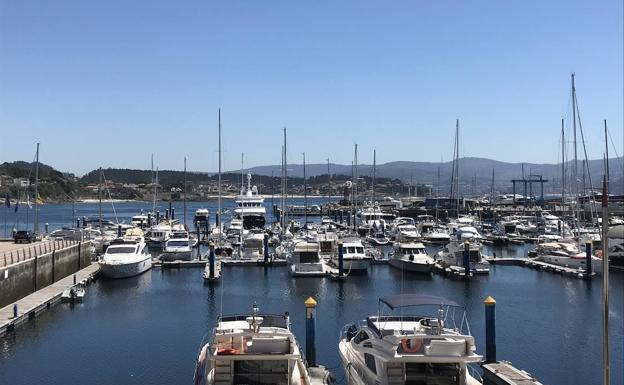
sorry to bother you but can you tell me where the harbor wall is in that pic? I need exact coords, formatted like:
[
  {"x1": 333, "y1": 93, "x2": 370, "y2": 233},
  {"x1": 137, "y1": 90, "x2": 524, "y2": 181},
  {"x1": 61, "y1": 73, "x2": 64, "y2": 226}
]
[{"x1": 0, "y1": 242, "x2": 92, "y2": 308}]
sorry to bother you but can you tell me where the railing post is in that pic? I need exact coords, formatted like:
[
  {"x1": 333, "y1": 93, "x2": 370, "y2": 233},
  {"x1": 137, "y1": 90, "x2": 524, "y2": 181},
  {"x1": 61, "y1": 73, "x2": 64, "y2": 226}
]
[
  {"x1": 305, "y1": 297, "x2": 317, "y2": 367},
  {"x1": 484, "y1": 296, "x2": 497, "y2": 364}
]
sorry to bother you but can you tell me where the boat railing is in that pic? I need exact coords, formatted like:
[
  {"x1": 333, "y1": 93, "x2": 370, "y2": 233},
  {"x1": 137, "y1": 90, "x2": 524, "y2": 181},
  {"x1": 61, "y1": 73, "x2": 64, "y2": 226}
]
[{"x1": 218, "y1": 314, "x2": 290, "y2": 329}]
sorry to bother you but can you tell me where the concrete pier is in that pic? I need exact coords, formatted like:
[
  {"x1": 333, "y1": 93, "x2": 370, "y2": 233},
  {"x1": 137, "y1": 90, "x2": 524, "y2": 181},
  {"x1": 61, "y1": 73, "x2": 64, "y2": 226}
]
[
  {"x1": 0, "y1": 263, "x2": 100, "y2": 337},
  {"x1": 0, "y1": 241, "x2": 92, "y2": 308}
]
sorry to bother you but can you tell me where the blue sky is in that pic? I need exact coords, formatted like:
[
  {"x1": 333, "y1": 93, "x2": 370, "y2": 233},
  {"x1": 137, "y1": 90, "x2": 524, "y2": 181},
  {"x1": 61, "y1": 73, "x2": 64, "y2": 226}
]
[{"x1": 0, "y1": 1, "x2": 622, "y2": 175}]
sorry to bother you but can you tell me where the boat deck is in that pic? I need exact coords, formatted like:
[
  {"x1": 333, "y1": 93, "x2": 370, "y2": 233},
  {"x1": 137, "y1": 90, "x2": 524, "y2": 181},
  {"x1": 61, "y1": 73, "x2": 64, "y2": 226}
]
[{"x1": 0, "y1": 263, "x2": 100, "y2": 337}]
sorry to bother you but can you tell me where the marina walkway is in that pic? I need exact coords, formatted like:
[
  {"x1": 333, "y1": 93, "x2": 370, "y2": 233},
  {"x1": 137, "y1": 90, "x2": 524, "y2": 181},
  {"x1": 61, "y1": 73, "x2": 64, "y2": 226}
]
[
  {"x1": 0, "y1": 239, "x2": 81, "y2": 268},
  {"x1": 0, "y1": 263, "x2": 100, "y2": 337}
]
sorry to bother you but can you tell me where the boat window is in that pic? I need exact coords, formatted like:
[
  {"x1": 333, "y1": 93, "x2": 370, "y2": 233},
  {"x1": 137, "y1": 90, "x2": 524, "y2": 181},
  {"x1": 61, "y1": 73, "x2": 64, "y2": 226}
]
[
  {"x1": 167, "y1": 241, "x2": 188, "y2": 247},
  {"x1": 353, "y1": 330, "x2": 370, "y2": 344},
  {"x1": 299, "y1": 252, "x2": 319, "y2": 264},
  {"x1": 356, "y1": 247, "x2": 364, "y2": 254},
  {"x1": 106, "y1": 246, "x2": 137, "y2": 254},
  {"x1": 364, "y1": 353, "x2": 377, "y2": 374},
  {"x1": 469, "y1": 250, "x2": 481, "y2": 262},
  {"x1": 405, "y1": 363, "x2": 460, "y2": 384},
  {"x1": 233, "y1": 360, "x2": 288, "y2": 385}
]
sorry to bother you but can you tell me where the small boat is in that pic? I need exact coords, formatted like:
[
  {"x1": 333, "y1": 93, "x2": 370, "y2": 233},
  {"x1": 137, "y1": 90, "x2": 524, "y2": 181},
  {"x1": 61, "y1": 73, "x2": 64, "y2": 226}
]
[
  {"x1": 530, "y1": 241, "x2": 602, "y2": 273},
  {"x1": 389, "y1": 242, "x2": 435, "y2": 274},
  {"x1": 193, "y1": 303, "x2": 335, "y2": 385},
  {"x1": 436, "y1": 235, "x2": 490, "y2": 275},
  {"x1": 339, "y1": 294, "x2": 482, "y2": 385},
  {"x1": 62, "y1": 284, "x2": 85, "y2": 303},
  {"x1": 202, "y1": 260, "x2": 222, "y2": 281}
]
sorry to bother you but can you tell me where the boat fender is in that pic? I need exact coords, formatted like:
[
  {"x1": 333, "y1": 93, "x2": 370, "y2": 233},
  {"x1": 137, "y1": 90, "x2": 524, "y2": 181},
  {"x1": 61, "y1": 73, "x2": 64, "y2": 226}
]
[{"x1": 401, "y1": 338, "x2": 422, "y2": 353}]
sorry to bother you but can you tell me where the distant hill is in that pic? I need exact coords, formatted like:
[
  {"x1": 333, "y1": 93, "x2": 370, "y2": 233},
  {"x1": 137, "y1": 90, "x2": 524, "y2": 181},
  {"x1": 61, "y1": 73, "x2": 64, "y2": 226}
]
[
  {"x1": 0, "y1": 161, "x2": 78, "y2": 199},
  {"x1": 237, "y1": 156, "x2": 624, "y2": 194}
]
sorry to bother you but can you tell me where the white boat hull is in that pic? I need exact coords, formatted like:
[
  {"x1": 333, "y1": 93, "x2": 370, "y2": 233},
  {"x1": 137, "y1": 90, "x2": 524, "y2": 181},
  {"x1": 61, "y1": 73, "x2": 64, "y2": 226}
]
[
  {"x1": 99, "y1": 256, "x2": 152, "y2": 279},
  {"x1": 388, "y1": 257, "x2": 433, "y2": 273},
  {"x1": 330, "y1": 257, "x2": 370, "y2": 272},
  {"x1": 290, "y1": 263, "x2": 327, "y2": 277}
]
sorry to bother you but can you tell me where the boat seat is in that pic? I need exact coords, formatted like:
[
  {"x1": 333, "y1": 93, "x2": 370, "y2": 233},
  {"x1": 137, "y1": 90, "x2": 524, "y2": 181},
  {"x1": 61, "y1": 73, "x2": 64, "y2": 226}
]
[{"x1": 424, "y1": 339, "x2": 465, "y2": 357}]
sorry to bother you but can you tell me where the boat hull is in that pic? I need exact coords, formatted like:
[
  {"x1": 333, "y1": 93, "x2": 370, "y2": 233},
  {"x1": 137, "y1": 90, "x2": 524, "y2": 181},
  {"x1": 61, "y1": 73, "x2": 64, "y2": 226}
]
[
  {"x1": 99, "y1": 256, "x2": 152, "y2": 279},
  {"x1": 161, "y1": 250, "x2": 193, "y2": 261},
  {"x1": 388, "y1": 257, "x2": 433, "y2": 273},
  {"x1": 330, "y1": 258, "x2": 370, "y2": 273}
]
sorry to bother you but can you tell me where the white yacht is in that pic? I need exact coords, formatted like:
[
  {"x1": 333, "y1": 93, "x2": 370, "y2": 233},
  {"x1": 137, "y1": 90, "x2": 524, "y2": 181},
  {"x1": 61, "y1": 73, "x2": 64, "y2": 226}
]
[
  {"x1": 356, "y1": 206, "x2": 394, "y2": 236},
  {"x1": 393, "y1": 222, "x2": 421, "y2": 242},
  {"x1": 193, "y1": 303, "x2": 334, "y2": 385},
  {"x1": 339, "y1": 294, "x2": 482, "y2": 385},
  {"x1": 530, "y1": 241, "x2": 603, "y2": 273},
  {"x1": 436, "y1": 236, "x2": 490, "y2": 275},
  {"x1": 331, "y1": 238, "x2": 371, "y2": 273},
  {"x1": 98, "y1": 228, "x2": 152, "y2": 278},
  {"x1": 389, "y1": 242, "x2": 434, "y2": 274},
  {"x1": 147, "y1": 223, "x2": 173, "y2": 246},
  {"x1": 130, "y1": 214, "x2": 150, "y2": 229},
  {"x1": 240, "y1": 230, "x2": 265, "y2": 260},
  {"x1": 235, "y1": 174, "x2": 266, "y2": 230},
  {"x1": 226, "y1": 218, "x2": 247, "y2": 246},
  {"x1": 161, "y1": 229, "x2": 193, "y2": 261},
  {"x1": 288, "y1": 238, "x2": 327, "y2": 277}
]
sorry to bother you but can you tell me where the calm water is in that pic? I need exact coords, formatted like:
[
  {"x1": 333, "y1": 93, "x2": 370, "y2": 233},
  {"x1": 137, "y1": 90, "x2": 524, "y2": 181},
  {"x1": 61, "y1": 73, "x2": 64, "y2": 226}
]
[{"x1": 0, "y1": 202, "x2": 622, "y2": 385}]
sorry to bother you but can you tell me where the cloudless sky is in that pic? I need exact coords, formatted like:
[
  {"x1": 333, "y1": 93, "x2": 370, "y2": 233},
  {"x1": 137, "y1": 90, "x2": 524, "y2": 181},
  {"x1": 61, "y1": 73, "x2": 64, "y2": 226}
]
[{"x1": 0, "y1": 0, "x2": 622, "y2": 175}]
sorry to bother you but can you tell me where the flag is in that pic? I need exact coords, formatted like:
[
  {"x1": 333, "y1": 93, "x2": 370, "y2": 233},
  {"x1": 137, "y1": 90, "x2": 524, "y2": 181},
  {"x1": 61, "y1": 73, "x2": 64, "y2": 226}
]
[{"x1": 4, "y1": 193, "x2": 9, "y2": 208}]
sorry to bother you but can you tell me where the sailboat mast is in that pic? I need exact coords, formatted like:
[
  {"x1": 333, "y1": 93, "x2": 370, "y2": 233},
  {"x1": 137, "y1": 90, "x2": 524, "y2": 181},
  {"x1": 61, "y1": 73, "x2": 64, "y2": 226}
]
[
  {"x1": 455, "y1": 119, "x2": 460, "y2": 218},
  {"x1": 183, "y1": 157, "x2": 187, "y2": 227},
  {"x1": 303, "y1": 152, "x2": 307, "y2": 228},
  {"x1": 151, "y1": 154, "x2": 156, "y2": 213},
  {"x1": 284, "y1": 128, "x2": 288, "y2": 229},
  {"x1": 571, "y1": 74, "x2": 580, "y2": 238},
  {"x1": 561, "y1": 119, "x2": 566, "y2": 207},
  {"x1": 372, "y1": 149, "x2": 376, "y2": 202},
  {"x1": 218, "y1": 109, "x2": 222, "y2": 237},
  {"x1": 604, "y1": 120, "x2": 609, "y2": 182},
  {"x1": 98, "y1": 167, "x2": 103, "y2": 230},
  {"x1": 34, "y1": 143, "x2": 40, "y2": 236},
  {"x1": 354, "y1": 144, "x2": 358, "y2": 209}
]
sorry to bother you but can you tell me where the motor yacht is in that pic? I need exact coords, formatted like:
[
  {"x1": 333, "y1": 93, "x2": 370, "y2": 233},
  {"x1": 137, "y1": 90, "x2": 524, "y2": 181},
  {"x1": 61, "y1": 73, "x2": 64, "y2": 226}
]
[
  {"x1": 331, "y1": 238, "x2": 371, "y2": 273},
  {"x1": 529, "y1": 241, "x2": 603, "y2": 273},
  {"x1": 193, "y1": 303, "x2": 334, "y2": 385},
  {"x1": 235, "y1": 174, "x2": 266, "y2": 230},
  {"x1": 339, "y1": 294, "x2": 482, "y2": 385},
  {"x1": 288, "y1": 238, "x2": 327, "y2": 277},
  {"x1": 436, "y1": 235, "x2": 490, "y2": 275},
  {"x1": 389, "y1": 242, "x2": 434, "y2": 274},
  {"x1": 161, "y1": 229, "x2": 193, "y2": 261},
  {"x1": 98, "y1": 228, "x2": 152, "y2": 278}
]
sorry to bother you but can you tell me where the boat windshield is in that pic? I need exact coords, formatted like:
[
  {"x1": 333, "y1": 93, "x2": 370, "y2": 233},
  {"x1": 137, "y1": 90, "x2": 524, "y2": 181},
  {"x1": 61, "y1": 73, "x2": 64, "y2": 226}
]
[
  {"x1": 402, "y1": 248, "x2": 422, "y2": 255},
  {"x1": 345, "y1": 247, "x2": 364, "y2": 254},
  {"x1": 106, "y1": 246, "x2": 137, "y2": 254},
  {"x1": 233, "y1": 360, "x2": 289, "y2": 385}
]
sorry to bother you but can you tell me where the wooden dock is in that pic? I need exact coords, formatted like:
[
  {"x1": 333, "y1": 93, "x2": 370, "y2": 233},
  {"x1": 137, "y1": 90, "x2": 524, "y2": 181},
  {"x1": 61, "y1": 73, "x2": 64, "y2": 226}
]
[
  {"x1": 482, "y1": 361, "x2": 543, "y2": 385},
  {"x1": 0, "y1": 263, "x2": 100, "y2": 337},
  {"x1": 523, "y1": 259, "x2": 591, "y2": 278}
]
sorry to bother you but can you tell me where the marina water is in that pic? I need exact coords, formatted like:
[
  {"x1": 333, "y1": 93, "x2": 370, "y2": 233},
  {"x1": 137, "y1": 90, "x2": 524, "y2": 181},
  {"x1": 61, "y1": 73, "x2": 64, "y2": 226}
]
[{"x1": 0, "y1": 201, "x2": 622, "y2": 385}]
